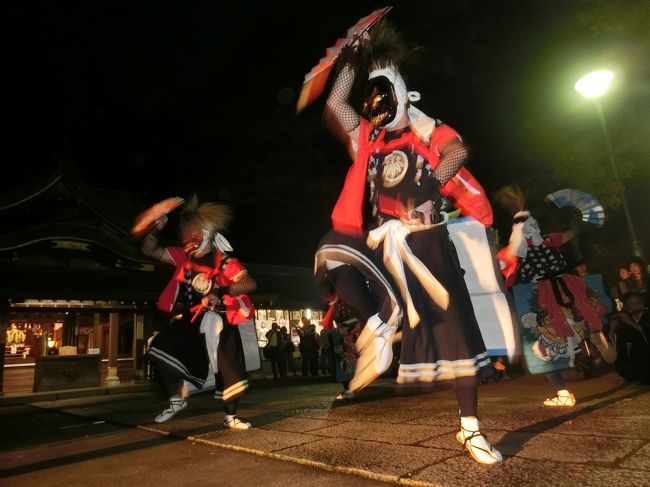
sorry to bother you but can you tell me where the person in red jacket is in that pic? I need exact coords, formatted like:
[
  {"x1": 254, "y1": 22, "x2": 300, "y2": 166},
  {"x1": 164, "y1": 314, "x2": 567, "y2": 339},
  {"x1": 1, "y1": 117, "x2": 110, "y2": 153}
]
[
  {"x1": 315, "y1": 21, "x2": 501, "y2": 465},
  {"x1": 139, "y1": 197, "x2": 257, "y2": 429}
]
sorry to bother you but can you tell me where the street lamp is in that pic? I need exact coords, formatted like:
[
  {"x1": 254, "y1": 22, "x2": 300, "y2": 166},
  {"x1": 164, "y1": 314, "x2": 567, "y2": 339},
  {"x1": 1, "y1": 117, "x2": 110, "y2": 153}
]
[{"x1": 574, "y1": 70, "x2": 643, "y2": 258}]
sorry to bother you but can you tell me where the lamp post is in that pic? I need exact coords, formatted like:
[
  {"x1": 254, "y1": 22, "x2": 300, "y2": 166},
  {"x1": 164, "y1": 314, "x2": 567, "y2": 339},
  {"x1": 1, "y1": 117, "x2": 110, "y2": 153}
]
[{"x1": 574, "y1": 70, "x2": 643, "y2": 258}]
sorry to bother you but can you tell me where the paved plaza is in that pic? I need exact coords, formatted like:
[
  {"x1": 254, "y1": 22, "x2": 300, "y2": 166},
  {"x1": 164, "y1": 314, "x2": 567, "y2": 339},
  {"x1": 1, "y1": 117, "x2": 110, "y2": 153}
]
[{"x1": 2, "y1": 370, "x2": 649, "y2": 486}]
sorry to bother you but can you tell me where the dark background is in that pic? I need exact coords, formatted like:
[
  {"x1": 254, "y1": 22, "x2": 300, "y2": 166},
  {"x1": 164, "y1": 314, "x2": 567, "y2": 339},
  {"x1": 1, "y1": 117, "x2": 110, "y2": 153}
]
[{"x1": 3, "y1": 1, "x2": 650, "y2": 276}]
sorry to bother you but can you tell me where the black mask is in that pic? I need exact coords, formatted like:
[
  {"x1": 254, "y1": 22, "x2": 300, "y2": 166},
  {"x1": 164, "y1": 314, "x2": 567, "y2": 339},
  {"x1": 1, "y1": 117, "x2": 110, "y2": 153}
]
[{"x1": 361, "y1": 76, "x2": 397, "y2": 128}]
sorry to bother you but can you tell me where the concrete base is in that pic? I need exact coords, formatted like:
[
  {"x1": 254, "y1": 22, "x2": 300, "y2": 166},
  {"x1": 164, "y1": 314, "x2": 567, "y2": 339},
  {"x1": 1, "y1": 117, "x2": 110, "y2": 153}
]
[
  {"x1": 33, "y1": 355, "x2": 101, "y2": 392},
  {"x1": 105, "y1": 366, "x2": 121, "y2": 387}
]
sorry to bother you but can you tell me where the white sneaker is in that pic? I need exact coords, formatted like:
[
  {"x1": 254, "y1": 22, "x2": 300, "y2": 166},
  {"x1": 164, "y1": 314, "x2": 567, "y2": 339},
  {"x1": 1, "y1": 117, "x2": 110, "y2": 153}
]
[
  {"x1": 223, "y1": 416, "x2": 252, "y2": 430},
  {"x1": 349, "y1": 315, "x2": 395, "y2": 392},
  {"x1": 154, "y1": 398, "x2": 188, "y2": 423},
  {"x1": 455, "y1": 428, "x2": 503, "y2": 465}
]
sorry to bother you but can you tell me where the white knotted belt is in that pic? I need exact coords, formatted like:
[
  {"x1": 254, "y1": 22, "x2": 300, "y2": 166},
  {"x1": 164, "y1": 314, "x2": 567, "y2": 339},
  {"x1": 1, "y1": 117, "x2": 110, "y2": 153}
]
[{"x1": 367, "y1": 219, "x2": 449, "y2": 328}]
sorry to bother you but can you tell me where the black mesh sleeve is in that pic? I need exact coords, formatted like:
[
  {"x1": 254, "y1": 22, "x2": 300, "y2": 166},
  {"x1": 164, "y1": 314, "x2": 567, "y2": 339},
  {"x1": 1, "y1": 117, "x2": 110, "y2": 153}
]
[
  {"x1": 326, "y1": 64, "x2": 360, "y2": 133},
  {"x1": 432, "y1": 139, "x2": 469, "y2": 185}
]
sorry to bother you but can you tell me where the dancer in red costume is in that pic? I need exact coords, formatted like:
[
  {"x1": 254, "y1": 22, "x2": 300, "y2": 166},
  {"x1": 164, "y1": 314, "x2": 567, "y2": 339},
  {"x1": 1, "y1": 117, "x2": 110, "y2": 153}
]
[
  {"x1": 313, "y1": 20, "x2": 502, "y2": 465},
  {"x1": 496, "y1": 185, "x2": 615, "y2": 407},
  {"x1": 137, "y1": 197, "x2": 257, "y2": 429}
]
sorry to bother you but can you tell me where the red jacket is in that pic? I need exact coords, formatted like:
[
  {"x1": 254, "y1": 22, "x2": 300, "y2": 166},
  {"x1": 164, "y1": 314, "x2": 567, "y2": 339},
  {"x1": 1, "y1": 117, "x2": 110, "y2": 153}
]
[
  {"x1": 158, "y1": 247, "x2": 254, "y2": 325},
  {"x1": 331, "y1": 119, "x2": 492, "y2": 234}
]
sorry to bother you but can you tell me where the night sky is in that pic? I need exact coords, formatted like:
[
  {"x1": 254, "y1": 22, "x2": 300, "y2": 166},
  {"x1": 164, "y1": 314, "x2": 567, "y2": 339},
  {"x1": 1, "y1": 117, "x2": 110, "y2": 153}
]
[{"x1": 4, "y1": 1, "x2": 650, "y2": 270}]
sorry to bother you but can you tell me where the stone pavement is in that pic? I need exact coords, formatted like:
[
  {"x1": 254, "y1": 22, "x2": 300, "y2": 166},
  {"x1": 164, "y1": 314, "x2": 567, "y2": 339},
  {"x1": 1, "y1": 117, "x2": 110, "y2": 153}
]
[{"x1": 19, "y1": 371, "x2": 650, "y2": 486}]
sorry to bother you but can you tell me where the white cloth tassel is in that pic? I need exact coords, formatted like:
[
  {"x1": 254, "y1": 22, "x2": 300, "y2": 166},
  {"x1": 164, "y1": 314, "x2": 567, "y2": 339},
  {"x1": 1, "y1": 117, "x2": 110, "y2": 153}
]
[
  {"x1": 509, "y1": 211, "x2": 544, "y2": 258},
  {"x1": 508, "y1": 222, "x2": 528, "y2": 258},
  {"x1": 213, "y1": 233, "x2": 233, "y2": 253},
  {"x1": 407, "y1": 105, "x2": 437, "y2": 142},
  {"x1": 200, "y1": 311, "x2": 224, "y2": 373}
]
